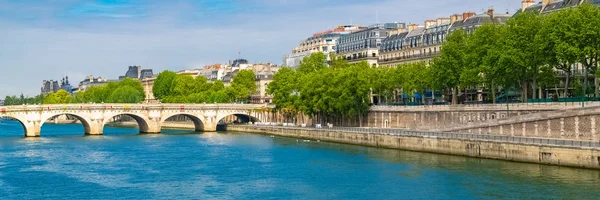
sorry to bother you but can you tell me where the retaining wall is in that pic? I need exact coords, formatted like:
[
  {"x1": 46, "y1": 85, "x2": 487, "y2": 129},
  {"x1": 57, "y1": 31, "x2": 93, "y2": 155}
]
[{"x1": 228, "y1": 126, "x2": 600, "y2": 169}]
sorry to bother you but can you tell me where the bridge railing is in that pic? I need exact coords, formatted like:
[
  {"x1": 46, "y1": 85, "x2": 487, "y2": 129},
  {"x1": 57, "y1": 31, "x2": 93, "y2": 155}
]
[
  {"x1": 370, "y1": 101, "x2": 600, "y2": 111},
  {"x1": 233, "y1": 124, "x2": 600, "y2": 149},
  {"x1": 0, "y1": 103, "x2": 275, "y2": 112}
]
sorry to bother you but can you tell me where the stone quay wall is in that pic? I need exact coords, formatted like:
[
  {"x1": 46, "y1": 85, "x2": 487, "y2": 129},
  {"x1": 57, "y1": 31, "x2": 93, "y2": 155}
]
[{"x1": 227, "y1": 125, "x2": 600, "y2": 169}]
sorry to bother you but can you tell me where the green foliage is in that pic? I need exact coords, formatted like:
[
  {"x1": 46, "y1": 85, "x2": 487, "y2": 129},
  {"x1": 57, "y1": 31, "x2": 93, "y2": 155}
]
[
  {"x1": 431, "y1": 30, "x2": 467, "y2": 91},
  {"x1": 64, "y1": 78, "x2": 145, "y2": 104},
  {"x1": 400, "y1": 62, "x2": 431, "y2": 96},
  {"x1": 267, "y1": 54, "x2": 372, "y2": 122},
  {"x1": 232, "y1": 69, "x2": 257, "y2": 99},
  {"x1": 152, "y1": 70, "x2": 177, "y2": 100},
  {"x1": 297, "y1": 52, "x2": 327, "y2": 74},
  {"x1": 107, "y1": 86, "x2": 145, "y2": 103},
  {"x1": 3, "y1": 94, "x2": 45, "y2": 105},
  {"x1": 154, "y1": 69, "x2": 255, "y2": 104},
  {"x1": 43, "y1": 90, "x2": 71, "y2": 104}
]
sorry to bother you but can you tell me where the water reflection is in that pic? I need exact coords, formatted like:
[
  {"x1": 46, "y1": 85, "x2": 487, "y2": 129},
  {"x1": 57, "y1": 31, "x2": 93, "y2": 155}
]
[{"x1": 264, "y1": 132, "x2": 600, "y2": 189}]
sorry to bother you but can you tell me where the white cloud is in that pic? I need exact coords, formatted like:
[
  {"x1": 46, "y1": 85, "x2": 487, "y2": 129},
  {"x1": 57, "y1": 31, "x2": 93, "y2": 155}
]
[{"x1": 0, "y1": 0, "x2": 517, "y2": 97}]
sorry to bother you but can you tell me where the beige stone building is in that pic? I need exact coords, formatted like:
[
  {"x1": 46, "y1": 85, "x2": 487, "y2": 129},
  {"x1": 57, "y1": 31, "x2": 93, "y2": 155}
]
[
  {"x1": 283, "y1": 25, "x2": 363, "y2": 68},
  {"x1": 336, "y1": 23, "x2": 406, "y2": 67},
  {"x1": 379, "y1": 10, "x2": 509, "y2": 67}
]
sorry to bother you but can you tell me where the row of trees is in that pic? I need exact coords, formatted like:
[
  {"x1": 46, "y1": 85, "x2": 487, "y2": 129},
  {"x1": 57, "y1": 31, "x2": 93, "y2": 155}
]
[
  {"x1": 2, "y1": 94, "x2": 45, "y2": 105},
  {"x1": 67, "y1": 78, "x2": 146, "y2": 104},
  {"x1": 428, "y1": 3, "x2": 600, "y2": 103},
  {"x1": 152, "y1": 69, "x2": 257, "y2": 103},
  {"x1": 267, "y1": 3, "x2": 600, "y2": 121},
  {"x1": 2, "y1": 78, "x2": 147, "y2": 105},
  {"x1": 267, "y1": 53, "x2": 372, "y2": 123}
]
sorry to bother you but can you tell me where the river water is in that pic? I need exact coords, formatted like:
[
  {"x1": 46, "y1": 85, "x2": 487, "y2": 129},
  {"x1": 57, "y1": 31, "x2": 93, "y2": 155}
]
[{"x1": 0, "y1": 120, "x2": 599, "y2": 199}]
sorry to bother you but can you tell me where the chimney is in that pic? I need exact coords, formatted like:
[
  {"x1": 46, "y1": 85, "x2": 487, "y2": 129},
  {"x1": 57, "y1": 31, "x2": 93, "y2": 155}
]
[
  {"x1": 450, "y1": 14, "x2": 464, "y2": 24},
  {"x1": 408, "y1": 24, "x2": 419, "y2": 32},
  {"x1": 521, "y1": 0, "x2": 535, "y2": 11},
  {"x1": 424, "y1": 20, "x2": 436, "y2": 28},
  {"x1": 462, "y1": 12, "x2": 476, "y2": 21},
  {"x1": 487, "y1": 7, "x2": 494, "y2": 18},
  {"x1": 437, "y1": 17, "x2": 450, "y2": 26}
]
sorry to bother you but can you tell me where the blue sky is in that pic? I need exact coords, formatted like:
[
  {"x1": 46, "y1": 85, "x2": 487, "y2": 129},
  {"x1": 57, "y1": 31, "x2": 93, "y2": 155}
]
[{"x1": 0, "y1": 0, "x2": 517, "y2": 97}]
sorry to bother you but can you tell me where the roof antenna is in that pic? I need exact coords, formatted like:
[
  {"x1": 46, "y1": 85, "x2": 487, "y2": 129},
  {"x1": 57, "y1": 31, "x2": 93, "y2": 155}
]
[{"x1": 376, "y1": 10, "x2": 379, "y2": 25}]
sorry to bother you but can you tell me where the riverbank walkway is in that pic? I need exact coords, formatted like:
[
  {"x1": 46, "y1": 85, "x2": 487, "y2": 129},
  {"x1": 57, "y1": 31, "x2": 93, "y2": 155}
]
[{"x1": 230, "y1": 124, "x2": 600, "y2": 150}]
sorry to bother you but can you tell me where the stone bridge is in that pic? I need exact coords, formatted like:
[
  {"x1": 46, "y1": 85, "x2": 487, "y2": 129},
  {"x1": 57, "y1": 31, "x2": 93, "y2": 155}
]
[{"x1": 0, "y1": 104, "x2": 274, "y2": 137}]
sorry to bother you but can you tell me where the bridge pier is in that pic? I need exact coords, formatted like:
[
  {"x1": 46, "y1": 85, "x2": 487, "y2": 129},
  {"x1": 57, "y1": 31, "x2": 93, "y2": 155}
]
[
  {"x1": 24, "y1": 123, "x2": 41, "y2": 137},
  {"x1": 203, "y1": 123, "x2": 218, "y2": 132},
  {"x1": 142, "y1": 120, "x2": 161, "y2": 134}
]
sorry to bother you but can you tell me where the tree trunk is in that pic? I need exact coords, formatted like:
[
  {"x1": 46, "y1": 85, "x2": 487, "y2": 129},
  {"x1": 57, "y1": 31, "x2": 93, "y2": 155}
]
[
  {"x1": 452, "y1": 87, "x2": 458, "y2": 105},
  {"x1": 584, "y1": 66, "x2": 588, "y2": 98},
  {"x1": 521, "y1": 81, "x2": 528, "y2": 103},
  {"x1": 491, "y1": 82, "x2": 496, "y2": 104},
  {"x1": 359, "y1": 111, "x2": 362, "y2": 127},
  {"x1": 594, "y1": 75, "x2": 598, "y2": 97},
  {"x1": 532, "y1": 77, "x2": 537, "y2": 99},
  {"x1": 564, "y1": 71, "x2": 571, "y2": 98}
]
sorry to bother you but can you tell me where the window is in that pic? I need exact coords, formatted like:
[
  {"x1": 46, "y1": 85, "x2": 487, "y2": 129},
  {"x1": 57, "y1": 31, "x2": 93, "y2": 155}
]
[{"x1": 323, "y1": 46, "x2": 328, "y2": 51}]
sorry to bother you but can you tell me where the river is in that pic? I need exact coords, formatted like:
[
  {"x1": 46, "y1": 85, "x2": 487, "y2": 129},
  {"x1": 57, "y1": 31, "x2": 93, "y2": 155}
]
[{"x1": 0, "y1": 120, "x2": 599, "y2": 199}]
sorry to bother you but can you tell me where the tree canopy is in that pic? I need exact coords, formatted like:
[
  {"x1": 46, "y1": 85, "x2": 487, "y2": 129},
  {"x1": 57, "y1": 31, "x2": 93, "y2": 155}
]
[{"x1": 152, "y1": 69, "x2": 256, "y2": 104}]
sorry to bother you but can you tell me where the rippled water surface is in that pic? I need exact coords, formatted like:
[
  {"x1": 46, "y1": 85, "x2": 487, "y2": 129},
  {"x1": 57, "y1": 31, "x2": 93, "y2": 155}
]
[{"x1": 1, "y1": 120, "x2": 600, "y2": 199}]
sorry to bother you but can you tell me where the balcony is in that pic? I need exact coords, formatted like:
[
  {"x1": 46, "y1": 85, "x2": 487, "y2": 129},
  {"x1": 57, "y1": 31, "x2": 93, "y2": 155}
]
[{"x1": 379, "y1": 51, "x2": 441, "y2": 64}]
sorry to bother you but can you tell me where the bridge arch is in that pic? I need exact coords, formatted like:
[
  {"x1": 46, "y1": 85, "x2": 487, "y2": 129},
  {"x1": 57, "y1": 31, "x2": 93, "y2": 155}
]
[
  {"x1": 160, "y1": 113, "x2": 205, "y2": 132},
  {"x1": 1, "y1": 114, "x2": 31, "y2": 136},
  {"x1": 102, "y1": 112, "x2": 155, "y2": 134},
  {"x1": 216, "y1": 112, "x2": 261, "y2": 125},
  {"x1": 39, "y1": 113, "x2": 93, "y2": 135}
]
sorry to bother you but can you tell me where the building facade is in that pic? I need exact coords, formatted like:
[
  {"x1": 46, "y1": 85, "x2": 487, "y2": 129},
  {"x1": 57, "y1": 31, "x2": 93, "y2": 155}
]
[
  {"x1": 141, "y1": 77, "x2": 157, "y2": 103},
  {"x1": 284, "y1": 25, "x2": 363, "y2": 68},
  {"x1": 76, "y1": 75, "x2": 112, "y2": 93},
  {"x1": 119, "y1": 65, "x2": 154, "y2": 80},
  {"x1": 41, "y1": 80, "x2": 60, "y2": 95},
  {"x1": 378, "y1": 10, "x2": 509, "y2": 67},
  {"x1": 336, "y1": 23, "x2": 405, "y2": 67}
]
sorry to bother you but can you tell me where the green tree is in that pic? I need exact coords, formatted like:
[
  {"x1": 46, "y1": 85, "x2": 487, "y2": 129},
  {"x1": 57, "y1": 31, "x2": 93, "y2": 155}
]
[
  {"x1": 542, "y1": 8, "x2": 580, "y2": 97},
  {"x1": 431, "y1": 30, "x2": 469, "y2": 104},
  {"x1": 43, "y1": 90, "x2": 71, "y2": 104},
  {"x1": 400, "y1": 62, "x2": 432, "y2": 104},
  {"x1": 107, "y1": 86, "x2": 144, "y2": 103},
  {"x1": 232, "y1": 69, "x2": 257, "y2": 99},
  {"x1": 297, "y1": 52, "x2": 327, "y2": 74},
  {"x1": 210, "y1": 80, "x2": 225, "y2": 92},
  {"x1": 268, "y1": 67, "x2": 300, "y2": 115},
  {"x1": 571, "y1": 3, "x2": 600, "y2": 97},
  {"x1": 172, "y1": 75, "x2": 197, "y2": 97},
  {"x1": 371, "y1": 66, "x2": 395, "y2": 104},
  {"x1": 502, "y1": 10, "x2": 546, "y2": 101},
  {"x1": 152, "y1": 70, "x2": 177, "y2": 100},
  {"x1": 194, "y1": 76, "x2": 211, "y2": 93},
  {"x1": 465, "y1": 23, "x2": 506, "y2": 103}
]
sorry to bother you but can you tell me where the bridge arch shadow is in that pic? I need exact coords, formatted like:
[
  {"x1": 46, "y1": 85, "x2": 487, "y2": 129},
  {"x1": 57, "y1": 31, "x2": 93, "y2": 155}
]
[
  {"x1": 160, "y1": 113, "x2": 204, "y2": 132},
  {"x1": 103, "y1": 113, "x2": 152, "y2": 134},
  {"x1": 40, "y1": 113, "x2": 92, "y2": 136},
  {"x1": 0, "y1": 116, "x2": 27, "y2": 137},
  {"x1": 217, "y1": 113, "x2": 260, "y2": 131}
]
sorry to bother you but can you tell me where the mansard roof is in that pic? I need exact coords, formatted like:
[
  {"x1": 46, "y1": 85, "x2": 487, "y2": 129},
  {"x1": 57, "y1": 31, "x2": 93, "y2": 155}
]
[
  {"x1": 449, "y1": 13, "x2": 510, "y2": 31},
  {"x1": 405, "y1": 27, "x2": 425, "y2": 38}
]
